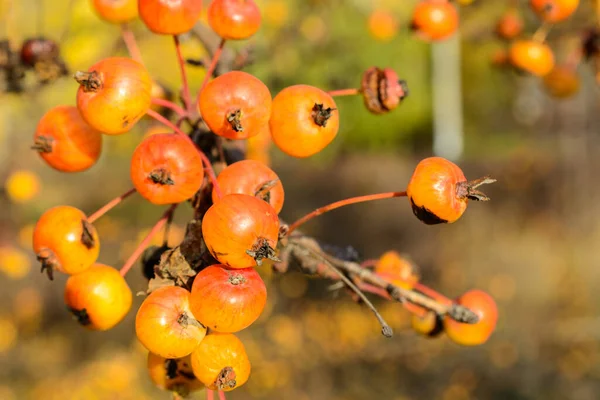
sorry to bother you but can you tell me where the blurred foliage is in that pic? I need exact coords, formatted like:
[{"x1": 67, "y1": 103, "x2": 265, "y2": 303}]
[{"x1": 1, "y1": 0, "x2": 600, "y2": 400}]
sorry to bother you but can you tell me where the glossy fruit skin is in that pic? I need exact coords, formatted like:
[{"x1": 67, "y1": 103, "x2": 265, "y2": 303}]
[
  {"x1": 495, "y1": 10, "x2": 523, "y2": 40},
  {"x1": 130, "y1": 133, "x2": 204, "y2": 205},
  {"x1": 76, "y1": 57, "x2": 152, "y2": 135},
  {"x1": 147, "y1": 353, "x2": 204, "y2": 394},
  {"x1": 374, "y1": 251, "x2": 419, "y2": 290},
  {"x1": 411, "y1": 0, "x2": 459, "y2": 41},
  {"x1": 542, "y1": 65, "x2": 580, "y2": 98},
  {"x1": 202, "y1": 194, "x2": 280, "y2": 269},
  {"x1": 212, "y1": 160, "x2": 284, "y2": 214},
  {"x1": 32, "y1": 206, "x2": 100, "y2": 278},
  {"x1": 207, "y1": 0, "x2": 261, "y2": 40},
  {"x1": 530, "y1": 0, "x2": 579, "y2": 22},
  {"x1": 198, "y1": 71, "x2": 272, "y2": 140},
  {"x1": 190, "y1": 264, "x2": 267, "y2": 332},
  {"x1": 444, "y1": 290, "x2": 498, "y2": 346},
  {"x1": 64, "y1": 264, "x2": 132, "y2": 330},
  {"x1": 190, "y1": 332, "x2": 251, "y2": 391},
  {"x1": 406, "y1": 157, "x2": 467, "y2": 224},
  {"x1": 411, "y1": 311, "x2": 444, "y2": 338},
  {"x1": 136, "y1": 286, "x2": 207, "y2": 359},
  {"x1": 33, "y1": 105, "x2": 103, "y2": 172},
  {"x1": 139, "y1": 0, "x2": 203, "y2": 35},
  {"x1": 92, "y1": 0, "x2": 138, "y2": 23},
  {"x1": 269, "y1": 85, "x2": 339, "y2": 158},
  {"x1": 508, "y1": 40, "x2": 555, "y2": 77}
]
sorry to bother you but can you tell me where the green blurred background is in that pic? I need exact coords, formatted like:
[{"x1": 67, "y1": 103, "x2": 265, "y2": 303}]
[{"x1": 2, "y1": 0, "x2": 600, "y2": 399}]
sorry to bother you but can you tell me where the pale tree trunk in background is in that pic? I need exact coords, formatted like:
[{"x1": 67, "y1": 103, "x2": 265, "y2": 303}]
[{"x1": 432, "y1": 33, "x2": 464, "y2": 161}]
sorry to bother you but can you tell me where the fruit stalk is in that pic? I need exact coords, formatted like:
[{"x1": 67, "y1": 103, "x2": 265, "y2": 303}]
[
  {"x1": 286, "y1": 191, "x2": 407, "y2": 234},
  {"x1": 88, "y1": 188, "x2": 137, "y2": 223},
  {"x1": 199, "y1": 38, "x2": 226, "y2": 94},
  {"x1": 121, "y1": 23, "x2": 144, "y2": 65},
  {"x1": 173, "y1": 35, "x2": 193, "y2": 114},
  {"x1": 119, "y1": 204, "x2": 177, "y2": 277},
  {"x1": 150, "y1": 97, "x2": 187, "y2": 117},
  {"x1": 327, "y1": 88, "x2": 360, "y2": 97}
]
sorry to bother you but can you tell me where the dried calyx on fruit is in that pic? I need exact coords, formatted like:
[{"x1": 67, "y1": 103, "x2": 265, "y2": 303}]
[{"x1": 361, "y1": 67, "x2": 409, "y2": 114}]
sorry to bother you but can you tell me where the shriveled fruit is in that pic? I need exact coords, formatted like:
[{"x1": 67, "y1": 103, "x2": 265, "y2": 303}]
[
  {"x1": 75, "y1": 57, "x2": 152, "y2": 135},
  {"x1": 139, "y1": 0, "x2": 203, "y2": 35},
  {"x1": 147, "y1": 353, "x2": 204, "y2": 395},
  {"x1": 32, "y1": 206, "x2": 100, "y2": 280},
  {"x1": 406, "y1": 157, "x2": 495, "y2": 224},
  {"x1": 92, "y1": 0, "x2": 138, "y2": 24},
  {"x1": 212, "y1": 159, "x2": 284, "y2": 214},
  {"x1": 136, "y1": 286, "x2": 207, "y2": 358},
  {"x1": 410, "y1": 0, "x2": 459, "y2": 42},
  {"x1": 202, "y1": 194, "x2": 280, "y2": 268},
  {"x1": 444, "y1": 290, "x2": 498, "y2": 346},
  {"x1": 269, "y1": 84, "x2": 339, "y2": 158},
  {"x1": 361, "y1": 67, "x2": 408, "y2": 114},
  {"x1": 190, "y1": 264, "x2": 267, "y2": 332},
  {"x1": 198, "y1": 71, "x2": 272, "y2": 140},
  {"x1": 64, "y1": 263, "x2": 132, "y2": 330},
  {"x1": 130, "y1": 133, "x2": 204, "y2": 205},
  {"x1": 508, "y1": 40, "x2": 555, "y2": 77},
  {"x1": 208, "y1": 0, "x2": 262, "y2": 40},
  {"x1": 190, "y1": 332, "x2": 251, "y2": 391},
  {"x1": 32, "y1": 105, "x2": 103, "y2": 172}
]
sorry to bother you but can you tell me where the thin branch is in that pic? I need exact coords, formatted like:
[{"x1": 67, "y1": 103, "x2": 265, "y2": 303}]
[
  {"x1": 121, "y1": 23, "x2": 144, "y2": 65},
  {"x1": 88, "y1": 188, "x2": 137, "y2": 223}
]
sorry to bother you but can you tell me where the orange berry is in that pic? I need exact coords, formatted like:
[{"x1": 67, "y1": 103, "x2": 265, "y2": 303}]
[
  {"x1": 269, "y1": 84, "x2": 339, "y2": 158},
  {"x1": 190, "y1": 264, "x2": 267, "y2": 333},
  {"x1": 367, "y1": 10, "x2": 398, "y2": 42},
  {"x1": 139, "y1": 0, "x2": 203, "y2": 35},
  {"x1": 212, "y1": 159, "x2": 284, "y2": 214},
  {"x1": 75, "y1": 57, "x2": 152, "y2": 135},
  {"x1": 411, "y1": 311, "x2": 444, "y2": 338},
  {"x1": 208, "y1": 0, "x2": 261, "y2": 40},
  {"x1": 4, "y1": 170, "x2": 40, "y2": 203},
  {"x1": 530, "y1": 0, "x2": 579, "y2": 22},
  {"x1": 33, "y1": 105, "x2": 103, "y2": 172},
  {"x1": 509, "y1": 39, "x2": 555, "y2": 77},
  {"x1": 32, "y1": 206, "x2": 100, "y2": 280},
  {"x1": 406, "y1": 157, "x2": 494, "y2": 224},
  {"x1": 136, "y1": 286, "x2": 207, "y2": 359},
  {"x1": 198, "y1": 71, "x2": 272, "y2": 140},
  {"x1": 542, "y1": 65, "x2": 580, "y2": 98},
  {"x1": 130, "y1": 133, "x2": 205, "y2": 205},
  {"x1": 64, "y1": 263, "x2": 132, "y2": 330},
  {"x1": 202, "y1": 194, "x2": 280, "y2": 268},
  {"x1": 92, "y1": 0, "x2": 138, "y2": 24},
  {"x1": 147, "y1": 353, "x2": 204, "y2": 395},
  {"x1": 411, "y1": 0, "x2": 459, "y2": 42},
  {"x1": 374, "y1": 251, "x2": 419, "y2": 290},
  {"x1": 444, "y1": 289, "x2": 498, "y2": 346},
  {"x1": 495, "y1": 9, "x2": 523, "y2": 40},
  {"x1": 190, "y1": 332, "x2": 251, "y2": 391}
]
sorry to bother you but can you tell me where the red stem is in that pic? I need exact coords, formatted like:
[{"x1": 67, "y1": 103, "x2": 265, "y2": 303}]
[
  {"x1": 414, "y1": 282, "x2": 453, "y2": 306},
  {"x1": 119, "y1": 204, "x2": 177, "y2": 277},
  {"x1": 199, "y1": 38, "x2": 226, "y2": 94},
  {"x1": 287, "y1": 191, "x2": 407, "y2": 234},
  {"x1": 206, "y1": 390, "x2": 215, "y2": 400},
  {"x1": 145, "y1": 109, "x2": 223, "y2": 199},
  {"x1": 327, "y1": 88, "x2": 360, "y2": 97},
  {"x1": 151, "y1": 98, "x2": 187, "y2": 117},
  {"x1": 218, "y1": 391, "x2": 227, "y2": 400},
  {"x1": 121, "y1": 23, "x2": 144, "y2": 65},
  {"x1": 87, "y1": 188, "x2": 137, "y2": 223},
  {"x1": 173, "y1": 35, "x2": 192, "y2": 114}
]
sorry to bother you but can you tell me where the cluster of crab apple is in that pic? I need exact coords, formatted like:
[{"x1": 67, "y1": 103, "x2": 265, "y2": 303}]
[{"x1": 27, "y1": 0, "x2": 500, "y2": 396}]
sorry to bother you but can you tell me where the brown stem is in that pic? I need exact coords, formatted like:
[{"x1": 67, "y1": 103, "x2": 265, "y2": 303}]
[
  {"x1": 31, "y1": 136, "x2": 53, "y2": 153},
  {"x1": 532, "y1": 21, "x2": 553, "y2": 43},
  {"x1": 456, "y1": 176, "x2": 496, "y2": 202},
  {"x1": 286, "y1": 191, "x2": 407, "y2": 235}
]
